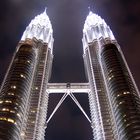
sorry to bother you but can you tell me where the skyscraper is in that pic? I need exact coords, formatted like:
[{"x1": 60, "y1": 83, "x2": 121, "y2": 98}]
[
  {"x1": 0, "y1": 10, "x2": 54, "y2": 140},
  {"x1": 83, "y1": 12, "x2": 140, "y2": 140},
  {"x1": 0, "y1": 9, "x2": 140, "y2": 140}
]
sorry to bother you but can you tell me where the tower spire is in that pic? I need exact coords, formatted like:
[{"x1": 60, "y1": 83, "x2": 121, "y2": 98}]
[
  {"x1": 88, "y1": 6, "x2": 91, "y2": 12},
  {"x1": 83, "y1": 11, "x2": 115, "y2": 46},
  {"x1": 44, "y1": 7, "x2": 47, "y2": 14},
  {"x1": 21, "y1": 9, "x2": 53, "y2": 45}
]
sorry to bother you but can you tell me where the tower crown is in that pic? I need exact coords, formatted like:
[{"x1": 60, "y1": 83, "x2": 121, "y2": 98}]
[
  {"x1": 21, "y1": 9, "x2": 53, "y2": 48},
  {"x1": 84, "y1": 11, "x2": 107, "y2": 29},
  {"x1": 82, "y1": 11, "x2": 115, "y2": 49}
]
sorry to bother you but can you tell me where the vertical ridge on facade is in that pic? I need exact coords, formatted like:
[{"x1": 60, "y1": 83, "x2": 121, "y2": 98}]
[
  {"x1": 83, "y1": 11, "x2": 140, "y2": 140},
  {"x1": 0, "y1": 10, "x2": 53, "y2": 140}
]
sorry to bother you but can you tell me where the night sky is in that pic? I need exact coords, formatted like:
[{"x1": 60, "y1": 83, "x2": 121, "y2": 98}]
[{"x1": 0, "y1": 0, "x2": 140, "y2": 140}]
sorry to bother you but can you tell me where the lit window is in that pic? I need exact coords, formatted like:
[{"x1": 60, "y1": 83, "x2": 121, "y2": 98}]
[
  {"x1": 119, "y1": 101, "x2": 125, "y2": 105},
  {"x1": 117, "y1": 94, "x2": 121, "y2": 97},
  {"x1": 7, "y1": 118, "x2": 15, "y2": 123},
  {"x1": 15, "y1": 102, "x2": 19, "y2": 106},
  {"x1": 0, "y1": 100, "x2": 3, "y2": 104},
  {"x1": 17, "y1": 113, "x2": 21, "y2": 117},
  {"x1": 20, "y1": 74, "x2": 26, "y2": 79},
  {"x1": 31, "y1": 110, "x2": 36, "y2": 113},
  {"x1": 126, "y1": 123, "x2": 130, "y2": 127},
  {"x1": 14, "y1": 107, "x2": 18, "y2": 110},
  {"x1": 21, "y1": 132, "x2": 25, "y2": 137},
  {"x1": 123, "y1": 114, "x2": 126, "y2": 118},
  {"x1": 31, "y1": 121, "x2": 35, "y2": 123},
  {"x1": 108, "y1": 75, "x2": 114, "y2": 80},
  {"x1": 2, "y1": 108, "x2": 9, "y2": 111},
  {"x1": 0, "y1": 117, "x2": 7, "y2": 121},
  {"x1": 5, "y1": 100, "x2": 12, "y2": 103},
  {"x1": 27, "y1": 60, "x2": 30, "y2": 64},
  {"x1": 35, "y1": 87, "x2": 38, "y2": 90},
  {"x1": 10, "y1": 110, "x2": 16, "y2": 113},
  {"x1": 123, "y1": 91, "x2": 130, "y2": 95},
  {"x1": 11, "y1": 85, "x2": 16, "y2": 89},
  {"x1": 97, "y1": 89, "x2": 102, "y2": 92},
  {"x1": 8, "y1": 93, "x2": 15, "y2": 96},
  {"x1": 106, "y1": 119, "x2": 110, "y2": 122}
]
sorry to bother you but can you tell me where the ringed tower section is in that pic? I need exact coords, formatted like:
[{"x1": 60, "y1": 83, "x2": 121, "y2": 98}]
[
  {"x1": 0, "y1": 9, "x2": 54, "y2": 140},
  {"x1": 83, "y1": 11, "x2": 140, "y2": 140},
  {"x1": 83, "y1": 11, "x2": 117, "y2": 140}
]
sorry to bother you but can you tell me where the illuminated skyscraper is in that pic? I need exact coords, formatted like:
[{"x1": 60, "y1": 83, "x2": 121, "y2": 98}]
[
  {"x1": 83, "y1": 11, "x2": 140, "y2": 140},
  {"x1": 0, "y1": 10, "x2": 53, "y2": 140},
  {"x1": 0, "y1": 9, "x2": 140, "y2": 140}
]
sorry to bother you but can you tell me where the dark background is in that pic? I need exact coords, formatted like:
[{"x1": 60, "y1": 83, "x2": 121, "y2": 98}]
[{"x1": 0, "y1": 0, "x2": 140, "y2": 140}]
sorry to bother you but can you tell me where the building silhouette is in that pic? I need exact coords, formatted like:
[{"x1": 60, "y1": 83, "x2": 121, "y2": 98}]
[
  {"x1": 83, "y1": 12, "x2": 140, "y2": 140},
  {"x1": 0, "y1": 10, "x2": 140, "y2": 140},
  {"x1": 0, "y1": 10, "x2": 53, "y2": 140}
]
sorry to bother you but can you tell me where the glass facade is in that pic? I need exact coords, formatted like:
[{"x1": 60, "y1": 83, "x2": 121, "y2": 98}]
[
  {"x1": 101, "y1": 44, "x2": 140, "y2": 139},
  {"x1": 0, "y1": 42, "x2": 36, "y2": 140},
  {"x1": 83, "y1": 11, "x2": 140, "y2": 140},
  {"x1": 84, "y1": 42, "x2": 117, "y2": 140},
  {"x1": 0, "y1": 38, "x2": 53, "y2": 140},
  {"x1": 0, "y1": 10, "x2": 53, "y2": 140}
]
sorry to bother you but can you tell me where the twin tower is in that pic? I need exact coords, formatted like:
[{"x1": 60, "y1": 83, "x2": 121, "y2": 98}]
[{"x1": 0, "y1": 10, "x2": 140, "y2": 140}]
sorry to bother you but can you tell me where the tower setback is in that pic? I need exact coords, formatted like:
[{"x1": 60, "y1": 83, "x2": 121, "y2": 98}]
[
  {"x1": 83, "y1": 11, "x2": 140, "y2": 140},
  {"x1": 0, "y1": 10, "x2": 53, "y2": 140}
]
